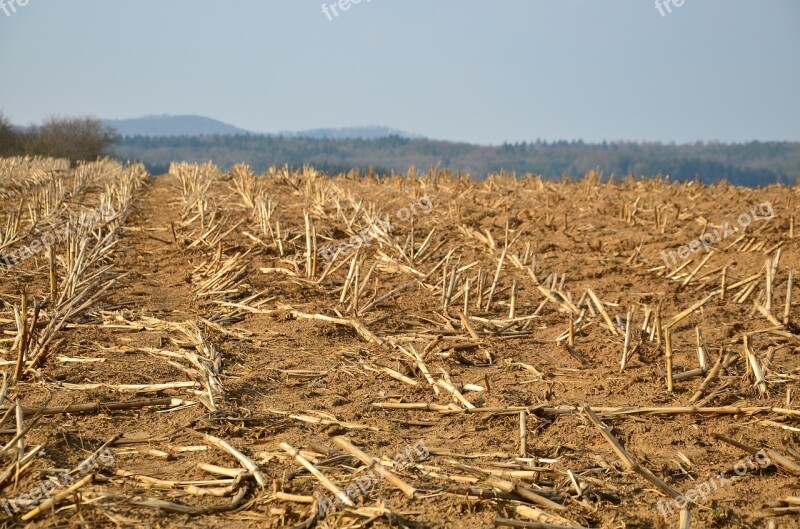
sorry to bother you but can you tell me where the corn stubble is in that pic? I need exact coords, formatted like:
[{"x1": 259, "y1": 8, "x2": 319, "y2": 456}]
[{"x1": 0, "y1": 159, "x2": 796, "y2": 527}]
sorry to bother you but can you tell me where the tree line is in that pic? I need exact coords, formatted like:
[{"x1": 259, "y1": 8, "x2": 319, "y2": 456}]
[
  {"x1": 2, "y1": 115, "x2": 797, "y2": 187},
  {"x1": 0, "y1": 114, "x2": 116, "y2": 163},
  {"x1": 114, "y1": 134, "x2": 800, "y2": 187}
]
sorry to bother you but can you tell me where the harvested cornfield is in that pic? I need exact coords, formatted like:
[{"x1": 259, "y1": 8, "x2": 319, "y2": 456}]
[{"x1": 0, "y1": 158, "x2": 798, "y2": 528}]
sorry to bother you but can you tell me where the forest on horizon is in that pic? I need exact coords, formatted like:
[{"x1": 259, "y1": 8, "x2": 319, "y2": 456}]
[{"x1": 114, "y1": 134, "x2": 800, "y2": 186}]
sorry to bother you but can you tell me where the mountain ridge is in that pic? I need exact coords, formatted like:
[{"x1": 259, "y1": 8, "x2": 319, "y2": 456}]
[{"x1": 102, "y1": 114, "x2": 421, "y2": 140}]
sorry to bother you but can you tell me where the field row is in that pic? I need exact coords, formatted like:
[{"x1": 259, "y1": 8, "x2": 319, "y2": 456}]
[{"x1": 0, "y1": 158, "x2": 797, "y2": 528}]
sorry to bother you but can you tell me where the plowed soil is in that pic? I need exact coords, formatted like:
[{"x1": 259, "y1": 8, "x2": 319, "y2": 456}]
[{"x1": 2, "y1": 165, "x2": 799, "y2": 529}]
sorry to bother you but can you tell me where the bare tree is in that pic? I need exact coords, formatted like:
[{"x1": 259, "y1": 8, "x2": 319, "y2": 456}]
[
  {"x1": 0, "y1": 113, "x2": 23, "y2": 157},
  {"x1": 24, "y1": 116, "x2": 117, "y2": 162}
]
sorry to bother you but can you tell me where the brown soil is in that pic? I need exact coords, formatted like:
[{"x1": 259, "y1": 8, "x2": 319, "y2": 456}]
[{"x1": 1, "y1": 166, "x2": 799, "y2": 529}]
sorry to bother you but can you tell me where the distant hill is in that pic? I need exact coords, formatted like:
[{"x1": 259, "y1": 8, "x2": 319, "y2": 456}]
[
  {"x1": 277, "y1": 126, "x2": 423, "y2": 140},
  {"x1": 103, "y1": 115, "x2": 252, "y2": 137},
  {"x1": 103, "y1": 115, "x2": 422, "y2": 140}
]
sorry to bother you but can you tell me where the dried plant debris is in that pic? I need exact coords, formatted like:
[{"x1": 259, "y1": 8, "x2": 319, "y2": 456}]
[{"x1": 0, "y1": 158, "x2": 796, "y2": 527}]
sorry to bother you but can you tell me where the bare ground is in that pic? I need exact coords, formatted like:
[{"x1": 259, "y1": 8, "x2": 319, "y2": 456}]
[{"x1": 1, "y1": 163, "x2": 799, "y2": 528}]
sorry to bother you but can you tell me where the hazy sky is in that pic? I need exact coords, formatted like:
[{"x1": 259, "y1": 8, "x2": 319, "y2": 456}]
[{"x1": 1, "y1": 0, "x2": 798, "y2": 144}]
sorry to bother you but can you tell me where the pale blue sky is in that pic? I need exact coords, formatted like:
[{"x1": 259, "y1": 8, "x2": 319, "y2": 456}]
[{"x1": 1, "y1": 0, "x2": 798, "y2": 144}]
